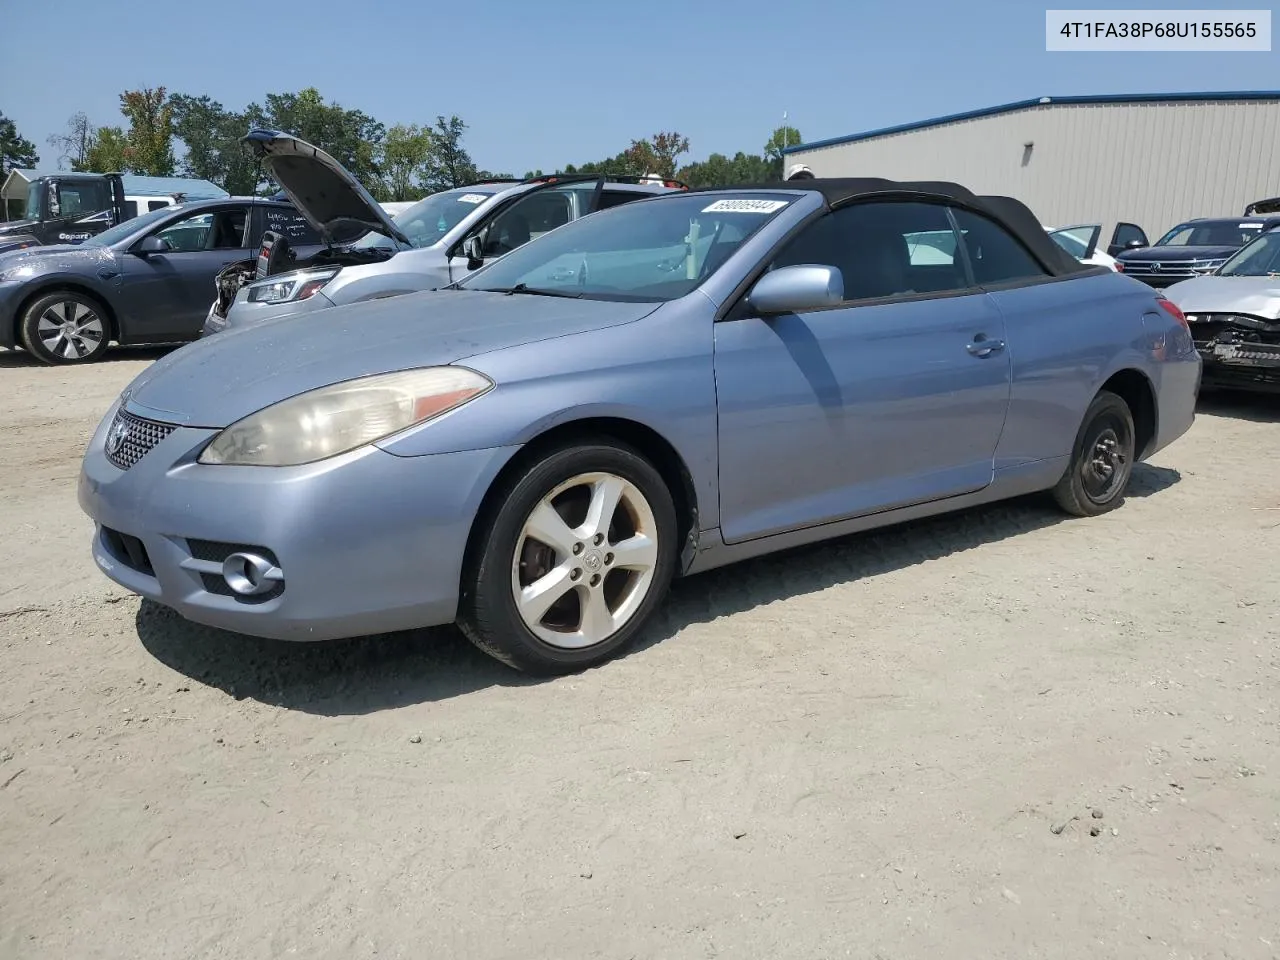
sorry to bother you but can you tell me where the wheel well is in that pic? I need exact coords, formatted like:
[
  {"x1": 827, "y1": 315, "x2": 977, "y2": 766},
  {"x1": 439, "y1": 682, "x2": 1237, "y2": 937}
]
[
  {"x1": 14, "y1": 284, "x2": 119, "y2": 345},
  {"x1": 464, "y1": 417, "x2": 701, "y2": 581},
  {"x1": 1101, "y1": 369, "x2": 1157, "y2": 458}
]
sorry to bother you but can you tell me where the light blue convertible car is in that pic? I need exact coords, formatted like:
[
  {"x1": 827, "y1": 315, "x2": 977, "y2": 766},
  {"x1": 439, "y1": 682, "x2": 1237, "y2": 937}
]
[{"x1": 79, "y1": 179, "x2": 1201, "y2": 674}]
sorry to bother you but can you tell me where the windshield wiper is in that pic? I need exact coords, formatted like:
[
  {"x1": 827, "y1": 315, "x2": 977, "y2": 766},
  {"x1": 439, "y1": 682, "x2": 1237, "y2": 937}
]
[{"x1": 480, "y1": 283, "x2": 583, "y2": 299}]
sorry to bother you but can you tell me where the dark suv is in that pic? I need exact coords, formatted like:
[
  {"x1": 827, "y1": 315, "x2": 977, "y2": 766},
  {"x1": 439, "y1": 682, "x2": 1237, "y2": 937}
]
[{"x1": 1115, "y1": 216, "x2": 1280, "y2": 287}]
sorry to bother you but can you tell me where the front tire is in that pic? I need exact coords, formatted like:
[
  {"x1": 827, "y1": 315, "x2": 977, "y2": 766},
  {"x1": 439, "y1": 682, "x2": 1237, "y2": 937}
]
[
  {"x1": 459, "y1": 441, "x2": 678, "y2": 675},
  {"x1": 1051, "y1": 389, "x2": 1136, "y2": 517},
  {"x1": 19, "y1": 291, "x2": 111, "y2": 364}
]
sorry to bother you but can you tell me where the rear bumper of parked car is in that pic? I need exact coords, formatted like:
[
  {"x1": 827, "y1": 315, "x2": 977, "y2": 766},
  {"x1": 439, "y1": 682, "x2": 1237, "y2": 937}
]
[{"x1": 77, "y1": 401, "x2": 518, "y2": 641}]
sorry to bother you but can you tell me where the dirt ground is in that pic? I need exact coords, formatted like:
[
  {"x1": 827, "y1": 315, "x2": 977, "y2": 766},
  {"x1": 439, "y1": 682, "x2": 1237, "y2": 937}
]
[{"x1": 0, "y1": 345, "x2": 1277, "y2": 960}]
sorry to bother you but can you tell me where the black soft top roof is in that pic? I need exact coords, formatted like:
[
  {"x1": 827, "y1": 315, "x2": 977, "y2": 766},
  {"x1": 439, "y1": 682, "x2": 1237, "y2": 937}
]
[{"x1": 697, "y1": 178, "x2": 1087, "y2": 277}]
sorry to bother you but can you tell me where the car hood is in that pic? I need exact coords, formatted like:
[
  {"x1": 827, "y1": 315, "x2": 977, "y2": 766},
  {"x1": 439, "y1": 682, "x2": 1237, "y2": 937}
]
[
  {"x1": 0, "y1": 218, "x2": 38, "y2": 236},
  {"x1": 1162, "y1": 274, "x2": 1280, "y2": 318},
  {"x1": 0, "y1": 243, "x2": 114, "y2": 271},
  {"x1": 1118, "y1": 245, "x2": 1239, "y2": 263},
  {"x1": 240, "y1": 129, "x2": 410, "y2": 248},
  {"x1": 122, "y1": 289, "x2": 663, "y2": 428}
]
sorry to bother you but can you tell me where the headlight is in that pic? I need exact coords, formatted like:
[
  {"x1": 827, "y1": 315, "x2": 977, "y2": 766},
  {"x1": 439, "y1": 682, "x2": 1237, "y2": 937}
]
[
  {"x1": 246, "y1": 267, "x2": 340, "y2": 304},
  {"x1": 198, "y1": 367, "x2": 493, "y2": 466}
]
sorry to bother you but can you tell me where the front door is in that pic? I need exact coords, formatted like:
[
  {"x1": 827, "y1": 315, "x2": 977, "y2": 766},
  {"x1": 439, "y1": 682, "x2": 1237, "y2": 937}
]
[
  {"x1": 714, "y1": 199, "x2": 1013, "y2": 544},
  {"x1": 117, "y1": 205, "x2": 252, "y2": 341}
]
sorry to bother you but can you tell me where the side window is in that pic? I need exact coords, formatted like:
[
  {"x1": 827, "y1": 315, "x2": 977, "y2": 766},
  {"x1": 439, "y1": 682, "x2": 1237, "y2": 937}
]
[
  {"x1": 260, "y1": 206, "x2": 321, "y2": 245},
  {"x1": 1114, "y1": 222, "x2": 1147, "y2": 248},
  {"x1": 597, "y1": 190, "x2": 641, "y2": 211},
  {"x1": 147, "y1": 199, "x2": 170, "y2": 213},
  {"x1": 768, "y1": 200, "x2": 969, "y2": 301},
  {"x1": 481, "y1": 186, "x2": 575, "y2": 256},
  {"x1": 951, "y1": 207, "x2": 1051, "y2": 285},
  {"x1": 123, "y1": 200, "x2": 139, "y2": 219},
  {"x1": 153, "y1": 208, "x2": 250, "y2": 252}
]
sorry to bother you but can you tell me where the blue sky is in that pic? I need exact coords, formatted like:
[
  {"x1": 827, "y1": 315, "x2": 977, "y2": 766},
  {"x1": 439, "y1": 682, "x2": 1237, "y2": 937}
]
[{"x1": 5, "y1": 0, "x2": 1278, "y2": 175}]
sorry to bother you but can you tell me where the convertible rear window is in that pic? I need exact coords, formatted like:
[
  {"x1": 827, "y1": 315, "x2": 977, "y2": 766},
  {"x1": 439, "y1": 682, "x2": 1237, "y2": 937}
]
[{"x1": 459, "y1": 192, "x2": 796, "y2": 302}]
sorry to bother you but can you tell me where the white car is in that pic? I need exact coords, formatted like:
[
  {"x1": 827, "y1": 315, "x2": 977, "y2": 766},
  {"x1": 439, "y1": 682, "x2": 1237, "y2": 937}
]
[{"x1": 1044, "y1": 224, "x2": 1120, "y2": 271}]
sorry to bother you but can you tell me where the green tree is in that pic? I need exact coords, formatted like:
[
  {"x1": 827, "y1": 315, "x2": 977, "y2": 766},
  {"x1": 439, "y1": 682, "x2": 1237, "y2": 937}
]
[
  {"x1": 0, "y1": 111, "x2": 38, "y2": 173},
  {"x1": 48, "y1": 112, "x2": 93, "y2": 170},
  {"x1": 378, "y1": 123, "x2": 434, "y2": 200},
  {"x1": 421, "y1": 115, "x2": 478, "y2": 191},
  {"x1": 630, "y1": 131, "x2": 689, "y2": 179},
  {"x1": 120, "y1": 87, "x2": 175, "y2": 176},
  {"x1": 764, "y1": 126, "x2": 802, "y2": 163},
  {"x1": 81, "y1": 126, "x2": 129, "y2": 173},
  {"x1": 168, "y1": 93, "x2": 257, "y2": 194},
  {"x1": 252, "y1": 88, "x2": 384, "y2": 191}
]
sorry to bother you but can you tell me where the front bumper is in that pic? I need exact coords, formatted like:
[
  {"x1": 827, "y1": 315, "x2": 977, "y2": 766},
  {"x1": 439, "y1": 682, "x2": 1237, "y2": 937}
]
[
  {"x1": 0, "y1": 280, "x2": 26, "y2": 349},
  {"x1": 216, "y1": 286, "x2": 336, "y2": 334},
  {"x1": 77, "y1": 401, "x2": 518, "y2": 641},
  {"x1": 1196, "y1": 339, "x2": 1280, "y2": 393}
]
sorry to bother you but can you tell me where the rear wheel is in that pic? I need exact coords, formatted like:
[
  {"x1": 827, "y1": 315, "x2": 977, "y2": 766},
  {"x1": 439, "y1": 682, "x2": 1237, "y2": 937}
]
[
  {"x1": 459, "y1": 441, "x2": 677, "y2": 674},
  {"x1": 1051, "y1": 390, "x2": 1136, "y2": 517},
  {"x1": 19, "y1": 291, "x2": 111, "y2": 365}
]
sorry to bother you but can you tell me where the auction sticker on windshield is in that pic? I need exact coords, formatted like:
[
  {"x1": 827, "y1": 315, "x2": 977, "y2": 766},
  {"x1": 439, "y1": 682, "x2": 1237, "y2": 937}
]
[
  {"x1": 701, "y1": 199, "x2": 790, "y2": 214},
  {"x1": 457, "y1": 194, "x2": 489, "y2": 204}
]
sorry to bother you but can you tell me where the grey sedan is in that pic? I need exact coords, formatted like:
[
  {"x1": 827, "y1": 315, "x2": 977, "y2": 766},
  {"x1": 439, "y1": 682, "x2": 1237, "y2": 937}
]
[
  {"x1": 79, "y1": 179, "x2": 1200, "y2": 674},
  {"x1": 0, "y1": 198, "x2": 320, "y2": 364}
]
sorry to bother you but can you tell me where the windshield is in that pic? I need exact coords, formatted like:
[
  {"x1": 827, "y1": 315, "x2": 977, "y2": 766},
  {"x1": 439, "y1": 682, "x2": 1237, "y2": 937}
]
[
  {"x1": 458, "y1": 192, "x2": 797, "y2": 302},
  {"x1": 1154, "y1": 220, "x2": 1267, "y2": 247},
  {"x1": 82, "y1": 205, "x2": 183, "y2": 247},
  {"x1": 353, "y1": 188, "x2": 498, "y2": 250},
  {"x1": 1218, "y1": 229, "x2": 1280, "y2": 276},
  {"x1": 1048, "y1": 225, "x2": 1098, "y2": 259},
  {"x1": 24, "y1": 183, "x2": 41, "y2": 220}
]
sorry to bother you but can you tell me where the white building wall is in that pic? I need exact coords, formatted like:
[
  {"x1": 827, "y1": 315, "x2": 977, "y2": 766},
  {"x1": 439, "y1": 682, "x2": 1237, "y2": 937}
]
[{"x1": 788, "y1": 99, "x2": 1280, "y2": 239}]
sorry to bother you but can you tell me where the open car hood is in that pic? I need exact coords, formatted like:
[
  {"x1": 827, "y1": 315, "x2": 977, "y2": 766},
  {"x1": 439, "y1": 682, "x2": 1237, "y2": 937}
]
[{"x1": 241, "y1": 129, "x2": 410, "y2": 247}]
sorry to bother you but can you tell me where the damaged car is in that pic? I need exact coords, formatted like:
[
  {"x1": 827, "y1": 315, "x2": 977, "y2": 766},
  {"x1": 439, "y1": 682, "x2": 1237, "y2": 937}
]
[
  {"x1": 201, "y1": 130, "x2": 686, "y2": 336},
  {"x1": 1164, "y1": 224, "x2": 1280, "y2": 393}
]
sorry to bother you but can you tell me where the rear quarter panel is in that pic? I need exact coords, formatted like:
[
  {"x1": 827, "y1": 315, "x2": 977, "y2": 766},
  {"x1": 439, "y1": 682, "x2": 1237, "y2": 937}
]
[{"x1": 988, "y1": 272, "x2": 1164, "y2": 467}]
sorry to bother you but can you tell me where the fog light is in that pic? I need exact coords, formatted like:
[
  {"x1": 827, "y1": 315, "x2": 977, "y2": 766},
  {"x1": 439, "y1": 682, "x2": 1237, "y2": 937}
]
[{"x1": 221, "y1": 552, "x2": 282, "y2": 596}]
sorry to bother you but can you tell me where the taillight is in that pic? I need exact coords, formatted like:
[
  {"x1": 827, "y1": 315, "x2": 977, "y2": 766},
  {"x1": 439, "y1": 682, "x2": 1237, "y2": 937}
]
[{"x1": 1156, "y1": 296, "x2": 1189, "y2": 330}]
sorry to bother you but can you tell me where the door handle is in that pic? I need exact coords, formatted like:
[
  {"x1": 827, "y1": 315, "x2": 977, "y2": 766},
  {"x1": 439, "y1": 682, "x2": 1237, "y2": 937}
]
[{"x1": 966, "y1": 335, "x2": 1005, "y2": 358}]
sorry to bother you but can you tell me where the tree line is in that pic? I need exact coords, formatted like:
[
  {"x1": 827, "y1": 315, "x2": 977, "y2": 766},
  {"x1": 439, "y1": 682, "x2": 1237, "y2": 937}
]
[{"x1": 2, "y1": 88, "x2": 802, "y2": 207}]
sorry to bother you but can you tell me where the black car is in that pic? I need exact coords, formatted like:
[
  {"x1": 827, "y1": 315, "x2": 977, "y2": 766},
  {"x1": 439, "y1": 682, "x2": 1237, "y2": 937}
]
[
  {"x1": 0, "y1": 197, "x2": 322, "y2": 364},
  {"x1": 1115, "y1": 216, "x2": 1280, "y2": 288}
]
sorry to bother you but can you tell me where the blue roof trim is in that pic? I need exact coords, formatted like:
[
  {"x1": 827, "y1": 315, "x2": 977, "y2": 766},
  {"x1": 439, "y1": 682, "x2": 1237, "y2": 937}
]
[{"x1": 783, "y1": 91, "x2": 1280, "y2": 154}]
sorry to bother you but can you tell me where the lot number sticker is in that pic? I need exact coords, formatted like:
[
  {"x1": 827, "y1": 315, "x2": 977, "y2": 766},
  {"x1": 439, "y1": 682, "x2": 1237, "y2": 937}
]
[
  {"x1": 701, "y1": 199, "x2": 789, "y2": 214},
  {"x1": 457, "y1": 194, "x2": 489, "y2": 204}
]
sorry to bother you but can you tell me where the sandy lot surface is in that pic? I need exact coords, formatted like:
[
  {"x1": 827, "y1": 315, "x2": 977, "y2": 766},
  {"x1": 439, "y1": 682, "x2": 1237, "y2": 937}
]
[{"x1": 1, "y1": 345, "x2": 1277, "y2": 960}]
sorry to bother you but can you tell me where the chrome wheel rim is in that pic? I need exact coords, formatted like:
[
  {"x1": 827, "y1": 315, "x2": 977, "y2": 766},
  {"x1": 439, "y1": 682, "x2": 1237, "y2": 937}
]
[
  {"x1": 37, "y1": 300, "x2": 104, "y2": 360},
  {"x1": 510, "y1": 471, "x2": 659, "y2": 650}
]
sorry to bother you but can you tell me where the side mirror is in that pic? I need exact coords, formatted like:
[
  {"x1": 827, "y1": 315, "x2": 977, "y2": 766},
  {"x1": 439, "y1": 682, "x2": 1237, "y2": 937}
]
[
  {"x1": 747, "y1": 264, "x2": 844, "y2": 315},
  {"x1": 133, "y1": 235, "x2": 170, "y2": 256},
  {"x1": 462, "y1": 235, "x2": 484, "y2": 270},
  {"x1": 1125, "y1": 239, "x2": 1146, "y2": 250}
]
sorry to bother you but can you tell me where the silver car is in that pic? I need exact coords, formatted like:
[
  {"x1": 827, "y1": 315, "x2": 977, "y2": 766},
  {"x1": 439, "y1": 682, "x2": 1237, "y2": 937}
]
[
  {"x1": 202, "y1": 130, "x2": 684, "y2": 335},
  {"x1": 1164, "y1": 224, "x2": 1280, "y2": 393},
  {"x1": 81, "y1": 178, "x2": 1199, "y2": 675}
]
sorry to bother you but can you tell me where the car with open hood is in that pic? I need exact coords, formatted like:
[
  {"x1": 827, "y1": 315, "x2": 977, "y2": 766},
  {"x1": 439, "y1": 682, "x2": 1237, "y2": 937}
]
[
  {"x1": 1163, "y1": 224, "x2": 1280, "y2": 393},
  {"x1": 79, "y1": 177, "x2": 1199, "y2": 675},
  {"x1": 1115, "y1": 216, "x2": 1280, "y2": 287},
  {"x1": 201, "y1": 130, "x2": 686, "y2": 336},
  {"x1": 0, "y1": 196, "x2": 320, "y2": 364}
]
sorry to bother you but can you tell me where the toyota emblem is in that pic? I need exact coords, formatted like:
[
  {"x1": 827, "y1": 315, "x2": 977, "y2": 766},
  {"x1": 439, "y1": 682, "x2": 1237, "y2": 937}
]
[{"x1": 105, "y1": 419, "x2": 130, "y2": 456}]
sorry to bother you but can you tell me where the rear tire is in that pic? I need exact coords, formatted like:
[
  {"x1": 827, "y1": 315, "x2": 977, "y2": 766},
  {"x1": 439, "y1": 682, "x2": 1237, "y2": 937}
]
[
  {"x1": 19, "y1": 291, "x2": 111, "y2": 365},
  {"x1": 458, "y1": 440, "x2": 678, "y2": 675},
  {"x1": 1051, "y1": 390, "x2": 1136, "y2": 517}
]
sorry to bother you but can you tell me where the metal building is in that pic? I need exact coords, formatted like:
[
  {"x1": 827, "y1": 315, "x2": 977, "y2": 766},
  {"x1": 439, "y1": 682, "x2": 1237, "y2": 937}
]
[{"x1": 782, "y1": 92, "x2": 1280, "y2": 240}]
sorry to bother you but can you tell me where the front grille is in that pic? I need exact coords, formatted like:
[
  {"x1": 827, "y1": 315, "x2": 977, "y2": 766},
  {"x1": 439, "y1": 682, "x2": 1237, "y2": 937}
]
[
  {"x1": 104, "y1": 408, "x2": 177, "y2": 471},
  {"x1": 100, "y1": 526, "x2": 154, "y2": 575},
  {"x1": 1121, "y1": 260, "x2": 1224, "y2": 286}
]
